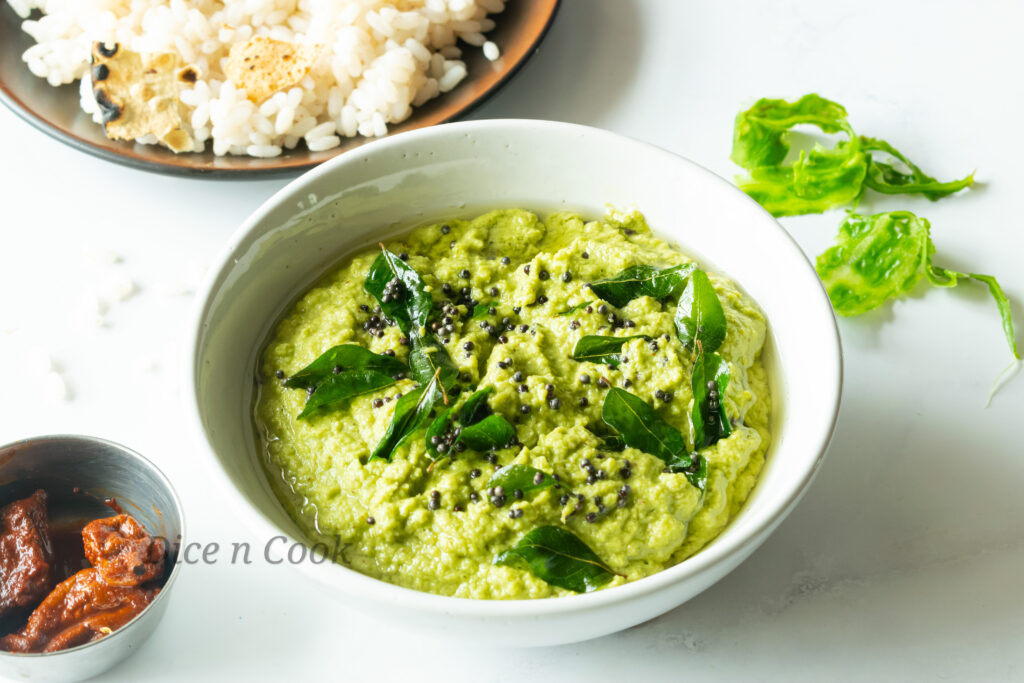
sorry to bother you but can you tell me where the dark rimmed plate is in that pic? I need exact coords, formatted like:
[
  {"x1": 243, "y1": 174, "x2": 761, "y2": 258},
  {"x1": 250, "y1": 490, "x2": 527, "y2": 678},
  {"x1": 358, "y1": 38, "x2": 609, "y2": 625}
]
[{"x1": 0, "y1": 0, "x2": 559, "y2": 178}]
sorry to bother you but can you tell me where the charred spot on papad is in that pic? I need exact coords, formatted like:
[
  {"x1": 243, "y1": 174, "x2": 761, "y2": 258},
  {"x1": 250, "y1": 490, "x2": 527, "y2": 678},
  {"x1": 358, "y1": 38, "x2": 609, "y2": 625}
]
[
  {"x1": 93, "y1": 88, "x2": 121, "y2": 124},
  {"x1": 224, "y1": 36, "x2": 321, "y2": 104},
  {"x1": 90, "y1": 42, "x2": 195, "y2": 154},
  {"x1": 177, "y1": 66, "x2": 198, "y2": 84}
]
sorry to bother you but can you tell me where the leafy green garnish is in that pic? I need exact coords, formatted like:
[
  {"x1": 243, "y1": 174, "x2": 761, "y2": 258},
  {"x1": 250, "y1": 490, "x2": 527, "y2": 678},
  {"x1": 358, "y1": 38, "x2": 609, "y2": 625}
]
[
  {"x1": 284, "y1": 344, "x2": 406, "y2": 390},
  {"x1": 930, "y1": 271, "x2": 1019, "y2": 361},
  {"x1": 487, "y1": 464, "x2": 565, "y2": 499},
  {"x1": 691, "y1": 350, "x2": 732, "y2": 449},
  {"x1": 596, "y1": 434, "x2": 625, "y2": 451},
  {"x1": 458, "y1": 415, "x2": 516, "y2": 451},
  {"x1": 732, "y1": 93, "x2": 853, "y2": 168},
  {"x1": 731, "y1": 94, "x2": 867, "y2": 216},
  {"x1": 453, "y1": 386, "x2": 494, "y2": 424},
  {"x1": 493, "y1": 526, "x2": 619, "y2": 593},
  {"x1": 364, "y1": 246, "x2": 433, "y2": 335},
  {"x1": 816, "y1": 211, "x2": 1019, "y2": 359},
  {"x1": 425, "y1": 387, "x2": 494, "y2": 448},
  {"x1": 571, "y1": 335, "x2": 647, "y2": 368},
  {"x1": 424, "y1": 405, "x2": 457, "y2": 460},
  {"x1": 586, "y1": 424, "x2": 625, "y2": 452},
  {"x1": 815, "y1": 210, "x2": 929, "y2": 314},
  {"x1": 298, "y1": 370, "x2": 398, "y2": 420},
  {"x1": 425, "y1": 387, "x2": 515, "y2": 460},
  {"x1": 600, "y1": 388, "x2": 705, "y2": 489},
  {"x1": 600, "y1": 388, "x2": 689, "y2": 467},
  {"x1": 408, "y1": 334, "x2": 458, "y2": 390},
  {"x1": 674, "y1": 269, "x2": 727, "y2": 354},
  {"x1": 471, "y1": 302, "x2": 499, "y2": 318},
  {"x1": 363, "y1": 244, "x2": 458, "y2": 393},
  {"x1": 588, "y1": 264, "x2": 695, "y2": 307},
  {"x1": 683, "y1": 456, "x2": 708, "y2": 493},
  {"x1": 860, "y1": 137, "x2": 975, "y2": 200},
  {"x1": 282, "y1": 345, "x2": 408, "y2": 419},
  {"x1": 558, "y1": 300, "x2": 593, "y2": 317},
  {"x1": 731, "y1": 94, "x2": 972, "y2": 217},
  {"x1": 369, "y1": 370, "x2": 442, "y2": 463}
]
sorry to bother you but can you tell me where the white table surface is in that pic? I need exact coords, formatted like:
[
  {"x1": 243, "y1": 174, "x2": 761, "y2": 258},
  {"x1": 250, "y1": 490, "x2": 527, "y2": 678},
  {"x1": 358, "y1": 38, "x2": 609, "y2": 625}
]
[{"x1": 2, "y1": 0, "x2": 1023, "y2": 680}]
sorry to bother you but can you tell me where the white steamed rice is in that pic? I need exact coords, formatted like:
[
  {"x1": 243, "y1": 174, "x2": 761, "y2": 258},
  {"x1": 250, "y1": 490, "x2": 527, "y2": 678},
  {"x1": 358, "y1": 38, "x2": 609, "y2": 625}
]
[{"x1": 5, "y1": 0, "x2": 505, "y2": 156}]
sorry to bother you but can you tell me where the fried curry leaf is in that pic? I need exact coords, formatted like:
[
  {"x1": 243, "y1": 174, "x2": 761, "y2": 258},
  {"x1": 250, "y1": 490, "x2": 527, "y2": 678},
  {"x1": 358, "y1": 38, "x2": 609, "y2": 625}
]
[
  {"x1": 732, "y1": 93, "x2": 853, "y2": 168},
  {"x1": 816, "y1": 211, "x2": 1020, "y2": 359},
  {"x1": 364, "y1": 246, "x2": 433, "y2": 335},
  {"x1": 731, "y1": 94, "x2": 867, "y2": 217},
  {"x1": 493, "y1": 526, "x2": 619, "y2": 593},
  {"x1": 731, "y1": 94, "x2": 974, "y2": 217},
  {"x1": 691, "y1": 351, "x2": 732, "y2": 449},
  {"x1": 656, "y1": 449, "x2": 708, "y2": 491},
  {"x1": 368, "y1": 370, "x2": 442, "y2": 463},
  {"x1": 458, "y1": 415, "x2": 516, "y2": 452},
  {"x1": 926, "y1": 269, "x2": 1020, "y2": 360},
  {"x1": 471, "y1": 302, "x2": 499, "y2": 318},
  {"x1": 681, "y1": 455, "x2": 708, "y2": 492},
  {"x1": 455, "y1": 386, "x2": 494, "y2": 425},
  {"x1": 674, "y1": 269, "x2": 727, "y2": 354},
  {"x1": 587, "y1": 264, "x2": 695, "y2": 307},
  {"x1": 425, "y1": 387, "x2": 515, "y2": 459},
  {"x1": 282, "y1": 345, "x2": 408, "y2": 420},
  {"x1": 487, "y1": 465, "x2": 565, "y2": 498},
  {"x1": 860, "y1": 137, "x2": 974, "y2": 201},
  {"x1": 298, "y1": 369, "x2": 397, "y2": 420},
  {"x1": 601, "y1": 388, "x2": 707, "y2": 489},
  {"x1": 424, "y1": 402, "x2": 457, "y2": 460},
  {"x1": 815, "y1": 211, "x2": 930, "y2": 315},
  {"x1": 284, "y1": 344, "x2": 406, "y2": 390},
  {"x1": 586, "y1": 424, "x2": 625, "y2": 452},
  {"x1": 426, "y1": 387, "x2": 494, "y2": 457},
  {"x1": 571, "y1": 335, "x2": 647, "y2": 368},
  {"x1": 558, "y1": 300, "x2": 593, "y2": 317},
  {"x1": 601, "y1": 388, "x2": 696, "y2": 472},
  {"x1": 597, "y1": 434, "x2": 625, "y2": 452},
  {"x1": 408, "y1": 334, "x2": 459, "y2": 390}
]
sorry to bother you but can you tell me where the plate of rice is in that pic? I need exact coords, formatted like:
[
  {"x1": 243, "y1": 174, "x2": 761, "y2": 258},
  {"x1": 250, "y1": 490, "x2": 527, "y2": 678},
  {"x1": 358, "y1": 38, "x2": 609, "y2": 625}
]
[{"x1": 0, "y1": 0, "x2": 559, "y2": 176}]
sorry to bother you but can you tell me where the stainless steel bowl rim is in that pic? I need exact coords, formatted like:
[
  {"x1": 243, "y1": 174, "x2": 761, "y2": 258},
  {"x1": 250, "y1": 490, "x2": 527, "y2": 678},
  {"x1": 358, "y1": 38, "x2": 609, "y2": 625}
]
[{"x1": 0, "y1": 433, "x2": 185, "y2": 659}]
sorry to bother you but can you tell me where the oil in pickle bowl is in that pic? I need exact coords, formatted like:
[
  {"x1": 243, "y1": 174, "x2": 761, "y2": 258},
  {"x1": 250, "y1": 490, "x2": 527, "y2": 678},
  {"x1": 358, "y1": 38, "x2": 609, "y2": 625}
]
[
  {"x1": 0, "y1": 435, "x2": 184, "y2": 682},
  {"x1": 186, "y1": 119, "x2": 842, "y2": 646}
]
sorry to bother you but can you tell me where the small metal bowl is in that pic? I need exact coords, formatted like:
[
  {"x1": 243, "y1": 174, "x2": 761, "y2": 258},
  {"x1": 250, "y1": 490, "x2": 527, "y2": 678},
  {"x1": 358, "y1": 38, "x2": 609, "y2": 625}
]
[{"x1": 0, "y1": 435, "x2": 184, "y2": 682}]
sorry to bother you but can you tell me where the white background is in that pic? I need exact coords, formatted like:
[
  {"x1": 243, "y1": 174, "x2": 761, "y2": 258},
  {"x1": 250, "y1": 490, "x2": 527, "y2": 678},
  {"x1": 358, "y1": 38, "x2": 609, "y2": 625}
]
[{"x1": 2, "y1": 0, "x2": 1023, "y2": 680}]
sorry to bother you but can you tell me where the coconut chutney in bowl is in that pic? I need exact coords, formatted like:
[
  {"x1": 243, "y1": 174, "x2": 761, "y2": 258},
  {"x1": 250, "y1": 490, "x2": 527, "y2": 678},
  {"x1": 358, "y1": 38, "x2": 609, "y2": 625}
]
[
  {"x1": 254, "y1": 208, "x2": 770, "y2": 599},
  {"x1": 187, "y1": 119, "x2": 841, "y2": 645}
]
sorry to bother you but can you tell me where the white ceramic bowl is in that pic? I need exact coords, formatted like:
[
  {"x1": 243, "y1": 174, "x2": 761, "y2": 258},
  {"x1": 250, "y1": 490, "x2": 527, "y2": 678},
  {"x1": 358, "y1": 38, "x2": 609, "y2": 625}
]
[{"x1": 185, "y1": 119, "x2": 842, "y2": 647}]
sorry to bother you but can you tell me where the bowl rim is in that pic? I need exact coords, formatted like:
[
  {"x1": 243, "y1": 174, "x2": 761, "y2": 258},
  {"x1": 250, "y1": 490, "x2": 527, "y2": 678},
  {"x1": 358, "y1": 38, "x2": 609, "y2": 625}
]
[
  {"x1": 184, "y1": 118, "x2": 843, "y2": 617},
  {"x1": 0, "y1": 433, "x2": 186, "y2": 658}
]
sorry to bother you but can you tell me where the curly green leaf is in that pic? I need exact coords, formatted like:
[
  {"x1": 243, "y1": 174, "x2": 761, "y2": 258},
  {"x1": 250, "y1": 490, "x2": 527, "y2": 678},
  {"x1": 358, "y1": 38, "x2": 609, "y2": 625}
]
[{"x1": 494, "y1": 526, "x2": 620, "y2": 593}]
